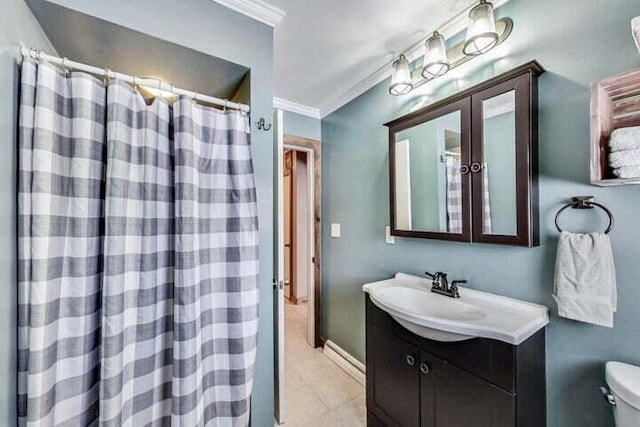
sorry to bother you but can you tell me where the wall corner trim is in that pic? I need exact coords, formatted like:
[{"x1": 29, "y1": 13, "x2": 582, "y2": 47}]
[
  {"x1": 210, "y1": 0, "x2": 285, "y2": 28},
  {"x1": 274, "y1": 97, "x2": 322, "y2": 119}
]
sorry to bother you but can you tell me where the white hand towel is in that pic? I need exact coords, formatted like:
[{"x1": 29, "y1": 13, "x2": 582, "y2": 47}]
[
  {"x1": 609, "y1": 126, "x2": 640, "y2": 152},
  {"x1": 609, "y1": 148, "x2": 640, "y2": 168},
  {"x1": 553, "y1": 232, "x2": 617, "y2": 328},
  {"x1": 613, "y1": 165, "x2": 640, "y2": 179}
]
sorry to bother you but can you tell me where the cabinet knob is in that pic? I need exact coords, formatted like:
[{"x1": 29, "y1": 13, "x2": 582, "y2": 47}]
[
  {"x1": 420, "y1": 363, "x2": 430, "y2": 375},
  {"x1": 470, "y1": 162, "x2": 482, "y2": 173},
  {"x1": 460, "y1": 164, "x2": 470, "y2": 175},
  {"x1": 406, "y1": 355, "x2": 415, "y2": 366}
]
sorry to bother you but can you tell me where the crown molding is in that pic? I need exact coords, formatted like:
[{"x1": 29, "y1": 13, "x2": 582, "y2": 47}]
[
  {"x1": 274, "y1": 97, "x2": 322, "y2": 119},
  {"x1": 211, "y1": 0, "x2": 285, "y2": 28},
  {"x1": 319, "y1": 0, "x2": 511, "y2": 117}
]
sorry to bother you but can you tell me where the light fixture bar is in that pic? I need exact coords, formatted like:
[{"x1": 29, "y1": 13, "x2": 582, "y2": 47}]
[{"x1": 410, "y1": 17, "x2": 513, "y2": 90}]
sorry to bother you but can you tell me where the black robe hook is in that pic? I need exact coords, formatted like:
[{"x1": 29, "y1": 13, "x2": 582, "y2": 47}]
[{"x1": 256, "y1": 117, "x2": 272, "y2": 131}]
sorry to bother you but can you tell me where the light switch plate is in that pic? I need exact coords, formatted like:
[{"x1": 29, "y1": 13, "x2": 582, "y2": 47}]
[
  {"x1": 331, "y1": 223, "x2": 341, "y2": 238},
  {"x1": 385, "y1": 226, "x2": 395, "y2": 244}
]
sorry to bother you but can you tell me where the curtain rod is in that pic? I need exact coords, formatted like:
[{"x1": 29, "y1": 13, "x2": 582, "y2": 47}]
[{"x1": 21, "y1": 47, "x2": 250, "y2": 113}]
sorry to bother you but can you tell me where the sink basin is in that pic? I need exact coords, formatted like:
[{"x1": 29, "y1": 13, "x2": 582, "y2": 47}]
[{"x1": 363, "y1": 273, "x2": 549, "y2": 345}]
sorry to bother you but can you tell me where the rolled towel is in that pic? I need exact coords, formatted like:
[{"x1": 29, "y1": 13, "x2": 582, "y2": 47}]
[
  {"x1": 609, "y1": 148, "x2": 640, "y2": 168},
  {"x1": 613, "y1": 165, "x2": 640, "y2": 179},
  {"x1": 609, "y1": 126, "x2": 640, "y2": 152}
]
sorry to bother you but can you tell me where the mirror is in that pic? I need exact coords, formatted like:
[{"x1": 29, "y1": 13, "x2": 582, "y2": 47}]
[
  {"x1": 481, "y1": 90, "x2": 516, "y2": 235},
  {"x1": 393, "y1": 110, "x2": 463, "y2": 233}
]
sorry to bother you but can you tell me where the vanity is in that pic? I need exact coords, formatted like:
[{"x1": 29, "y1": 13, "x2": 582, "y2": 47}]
[{"x1": 364, "y1": 273, "x2": 549, "y2": 427}]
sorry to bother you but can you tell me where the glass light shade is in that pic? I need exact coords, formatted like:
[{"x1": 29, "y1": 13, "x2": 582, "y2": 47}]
[
  {"x1": 633, "y1": 16, "x2": 640, "y2": 55},
  {"x1": 389, "y1": 54, "x2": 413, "y2": 96},
  {"x1": 422, "y1": 31, "x2": 450, "y2": 78},
  {"x1": 463, "y1": 0, "x2": 499, "y2": 56}
]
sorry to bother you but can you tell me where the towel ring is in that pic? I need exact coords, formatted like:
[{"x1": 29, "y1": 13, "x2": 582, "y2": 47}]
[{"x1": 555, "y1": 196, "x2": 614, "y2": 234}]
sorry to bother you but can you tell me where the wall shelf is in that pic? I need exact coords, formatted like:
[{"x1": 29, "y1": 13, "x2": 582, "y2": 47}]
[{"x1": 591, "y1": 67, "x2": 640, "y2": 186}]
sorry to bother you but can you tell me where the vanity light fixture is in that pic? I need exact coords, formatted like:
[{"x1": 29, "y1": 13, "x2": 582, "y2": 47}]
[
  {"x1": 422, "y1": 31, "x2": 450, "y2": 78},
  {"x1": 389, "y1": 0, "x2": 512, "y2": 96},
  {"x1": 463, "y1": 0, "x2": 499, "y2": 56},
  {"x1": 389, "y1": 54, "x2": 413, "y2": 96}
]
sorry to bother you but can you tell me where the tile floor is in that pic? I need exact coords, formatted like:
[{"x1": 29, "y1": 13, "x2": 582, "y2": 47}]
[{"x1": 283, "y1": 299, "x2": 366, "y2": 427}]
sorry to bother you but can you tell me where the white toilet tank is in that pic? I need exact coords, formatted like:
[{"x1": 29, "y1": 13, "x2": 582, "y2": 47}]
[{"x1": 606, "y1": 361, "x2": 640, "y2": 427}]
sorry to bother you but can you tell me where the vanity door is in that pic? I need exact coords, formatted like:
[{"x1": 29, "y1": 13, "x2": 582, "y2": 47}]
[
  {"x1": 420, "y1": 351, "x2": 515, "y2": 427},
  {"x1": 367, "y1": 325, "x2": 421, "y2": 427},
  {"x1": 470, "y1": 72, "x2": 539, "y2": 246},
  {"x1": 389, "y1": 98, "x2": 472, "y2": 242}
]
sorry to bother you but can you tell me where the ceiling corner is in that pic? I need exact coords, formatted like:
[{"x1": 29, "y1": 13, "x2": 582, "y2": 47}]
[
  {"x1": 274, "y1": 97, "x2": 322, "y2": 120},
  {"x1": 316, "y1": 0, "x2": 514, "y2": 118},
  {"x1": 211, "y1": 0, "x2": 286, "y2": 28}
]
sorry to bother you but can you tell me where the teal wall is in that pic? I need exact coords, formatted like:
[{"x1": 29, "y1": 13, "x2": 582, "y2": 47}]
[
  {"x1": 400, "y1": 121, "x2": 440, "y2": 230},
  {"x1": 4, "y1": 0, "x2": 276, "y2": 424},
  {"x1": 321, "y1": 0, "x2": 640, "y2": 426},
  {"x1": 284, "y1": 110, "x2": 321, "y2": 140},
  {"x1": 484, "y1": 111, "x2": 517, "y2": 234},
  {"x1": 0, "y1": 0, "x2": 56, "y2": 421}
]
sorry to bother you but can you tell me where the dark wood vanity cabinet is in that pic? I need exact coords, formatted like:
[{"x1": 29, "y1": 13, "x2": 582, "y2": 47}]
[{"x1": 366, "y1": 297, "x2": 546, "y2": 427}]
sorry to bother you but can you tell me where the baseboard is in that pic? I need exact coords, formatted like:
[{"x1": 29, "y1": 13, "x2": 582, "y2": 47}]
[{"x1": 322, "y1": 340, "x2": 366, "y2": 385}]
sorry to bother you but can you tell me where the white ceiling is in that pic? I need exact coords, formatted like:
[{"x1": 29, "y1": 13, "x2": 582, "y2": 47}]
[{"x1": 268, "y1": 0, "x2": 482, "y2": 116}]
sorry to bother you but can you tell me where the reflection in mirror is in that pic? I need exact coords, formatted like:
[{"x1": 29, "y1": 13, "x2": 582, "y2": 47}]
[
  {"x1": 394, "y1": 111, "x2": 462, "y2": 233},
  {"x1": 482, "y1": 90, "x2": 516, "y2": 235}
]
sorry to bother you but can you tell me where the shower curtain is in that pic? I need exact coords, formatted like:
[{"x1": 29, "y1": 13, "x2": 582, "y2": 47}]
[
  {"x1": 18, "y1": 60, "x2": 259, "y2": 426},
  {"x1": 445, "y1": 157, "x2": 492, "y2": 233}
]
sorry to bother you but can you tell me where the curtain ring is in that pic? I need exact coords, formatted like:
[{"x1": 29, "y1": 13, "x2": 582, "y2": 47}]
[
  {"x1": 104, "y1": 68, "x2": 112, "y2": 85},
  {"x1": 193, "y1": 91, "x2": 198, "y2": 106},
  {"x1": 223, "y1": 100, "x2": 228, "y2": 112},
  {"x1": 132, "y1": 76, "x2": 137, "y2": 91},
  {"x1": 61, "y1": 57, "x2": 70, "y2": 77}
]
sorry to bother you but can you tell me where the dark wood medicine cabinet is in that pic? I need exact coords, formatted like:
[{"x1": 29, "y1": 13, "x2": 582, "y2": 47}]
[{"x1": 385, "y1": 61, "x2": 545, "y2": 247}]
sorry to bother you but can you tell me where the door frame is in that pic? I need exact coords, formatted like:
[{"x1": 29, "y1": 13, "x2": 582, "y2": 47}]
[
  {"x1": 283, "y1": 135, "x2": 322, "y2": 348},
  {"x1": 273, "y1": 110, "x2": 285, "y2": 425},
  {"x1": 283, "y1": 150, "x2": 295, "y2": 302}
]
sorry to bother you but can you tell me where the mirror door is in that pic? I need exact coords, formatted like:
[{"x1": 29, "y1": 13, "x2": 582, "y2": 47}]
[
  {"x1": 390, "y1": 98, "x2": 471, "y2": 241},
  {"x1": 471, "y1": 73, "x2": 537, "y2": 246}
]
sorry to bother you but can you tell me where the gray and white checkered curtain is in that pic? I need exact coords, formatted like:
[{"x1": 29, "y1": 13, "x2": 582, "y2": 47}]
[
  {"x1": 481, "y1": 164, "x2": 492, "y2": 234},
  {"x1": 18, "y1": 61, "x2": 259, "y2": 426},
  {"x1": 101, "y1": 80, "x2": 175, "y2": 426},
  {"x1": 18, "y1": 61, "x2": 106, "y2": 426},
  {"x1": 445, "y1": 157, "x2": 463, "y2": 233},
  {"x1": 444, "y1": 158, "x2": 491, "y2": 233}
]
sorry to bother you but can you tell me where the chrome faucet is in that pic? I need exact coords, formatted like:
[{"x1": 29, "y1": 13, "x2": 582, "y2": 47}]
[{"x1": 425, "y1": 271, "x2": 466, "y2": 299}]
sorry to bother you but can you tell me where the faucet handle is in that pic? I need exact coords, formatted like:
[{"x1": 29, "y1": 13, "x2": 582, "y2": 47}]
[
  {"x1": 449, "y1": 280, "x2": 466, "y2": 298},
  {"x1": 426, "y1": 271, "x2": 447, "y2": 279}
]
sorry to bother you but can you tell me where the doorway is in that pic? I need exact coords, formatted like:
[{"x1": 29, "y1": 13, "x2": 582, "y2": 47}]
[
  {"x1": 273, "y1": 113, "x2": 323, "y2": 424},
  {"x1": 281, "y1": 137, "x2": 320, "y2": 348}
]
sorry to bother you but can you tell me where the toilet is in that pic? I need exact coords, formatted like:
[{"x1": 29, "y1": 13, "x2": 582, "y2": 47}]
[{"x1": 605, "y1": 361, "x2": 640, "y2": 427}]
